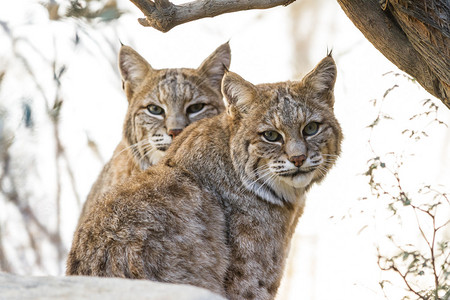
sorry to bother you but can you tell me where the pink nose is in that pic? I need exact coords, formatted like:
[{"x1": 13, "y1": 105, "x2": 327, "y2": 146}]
[
  {"x1": 289, "y1": 155, "x2": 306, "y2": 167},
  {"x1": 168, "y1": 129, "x2": 183, "y2": 138}
]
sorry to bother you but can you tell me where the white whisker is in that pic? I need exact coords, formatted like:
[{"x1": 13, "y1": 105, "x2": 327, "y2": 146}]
[
  {"x1": 254, "y1": 164, "x2": 272, "y2": 173},
  {"x1": 316, "y1": 165, "x2": 330, "y2": 177},
  {"x1": 113, "y1": 140, "x2": 148, "y2": 159},
  {"x1": 142, "y1": 143, "x2": 156, "y2": 154},
  {"x1": 322, "y1": 159, "x2": 337, "y2": 164},
  {"x1": 255, "y1": 172, "x2": 277, "y2": 194},
  {"x1": 316, "y1": 167, "x2": 326, "y2": 177},
  {"x1": 246, "y1": 168, "x2": 271, "y2": 189},
  {"x1": 237, "y1": 165, "x2": 271, "y2": 196}
]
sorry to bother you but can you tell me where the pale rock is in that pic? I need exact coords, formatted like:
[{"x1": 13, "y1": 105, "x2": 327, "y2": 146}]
[{"x1": 0, "y1": 272, "x2": 225, "y2": 300}]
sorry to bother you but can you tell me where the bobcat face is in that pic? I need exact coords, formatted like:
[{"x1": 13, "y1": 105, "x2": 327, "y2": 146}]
[
  {"x1": 255, "y1": 95, "x2": 336, "y2": 188},
  {"x1": 119, "y1": 43, "x2": 230, "y2": 169},
  {"x1": 223, "y1": 55, "x2": 342, "y2": 205},
  {"x1": 129, "y1": 70, "x2": 225, "y2": 168}
]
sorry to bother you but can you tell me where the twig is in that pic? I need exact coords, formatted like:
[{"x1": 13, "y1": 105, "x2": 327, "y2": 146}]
[
  {"x1": 0, "y1": 224, "x2": 12, "y2": 273},
  {"x1": 49, "y1": 45, "x2": 68, "y2": 273},
  {"x1": 0, "y1": 143, "x2": 62, "y2": 272},
  {"x1": 130, "y1": 0, "x2": 296, "y2": 32},
  {"x1": 412, "y1": 204, "x2": 441, "y2": 298},
  {"x1": 438, "y1": 251, "x2": 450, "y2": 280},
  {"x1": 62, "y1": 147, "x2": 82, "y2": 207},
  {"x1": 1, "y1": 2, "x2": 121, "y2": 275},
  {"x1": 377, "y1": 254, "x2": 425, "y2": 299},
  {"x1": 428, "y1": 210, "x2": 439, "y2": 299}
]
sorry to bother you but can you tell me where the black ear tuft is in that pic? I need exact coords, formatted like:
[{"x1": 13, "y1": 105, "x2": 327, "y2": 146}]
[
  {"x1": 326, "y1": 47, "x2": 333, "y2": 57},
  {"x1": 292, "y1": 55, "x2": 337, "y2": 107},
  {"x1": 302, "y1": 55, "x2": 337, "y2": 95}
]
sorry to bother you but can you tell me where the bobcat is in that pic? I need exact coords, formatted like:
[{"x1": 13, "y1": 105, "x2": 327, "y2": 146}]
[
  {"x1": 67, "y1": 54, "x2": 343, "y2": 300},
  {"x1": 77, "y1": 43, "x2": 231, "y2": 227}
]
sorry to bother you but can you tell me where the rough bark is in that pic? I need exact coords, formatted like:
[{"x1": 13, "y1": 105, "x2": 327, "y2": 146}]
[
  {"x1": 130, "y1": 0, "x2": 295, "y2": 32},
  {"x1": 337, "y1": 0, "x2": 449, "y2": 108}
]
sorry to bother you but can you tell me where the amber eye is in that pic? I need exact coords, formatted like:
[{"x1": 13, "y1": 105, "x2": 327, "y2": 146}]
[
  {"x1": 147, "y1": 105, "x2": 164, "y2": 115},
  {"x1": 187, "y1": 103, "x2": 205, "y2": 114},
  {"x1": 303, "y1": 122, "x2": 319, "y2": 136},
  {"x1": 262, "y1": 131, "x2": 282, "y2": 142}
]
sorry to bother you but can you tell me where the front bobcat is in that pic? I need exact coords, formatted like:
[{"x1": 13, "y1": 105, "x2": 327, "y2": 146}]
[
  {"x1": 67, "y1": 55, "x2": 343, "y2": 300},
  {"x1": 78, "y1": 43, "x2": 230, "y2": 227}
]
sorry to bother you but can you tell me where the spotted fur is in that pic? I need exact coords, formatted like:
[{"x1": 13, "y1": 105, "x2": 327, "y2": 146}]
[{"x1": 67, "y1": 55, "x2": 342, "y2": 300}]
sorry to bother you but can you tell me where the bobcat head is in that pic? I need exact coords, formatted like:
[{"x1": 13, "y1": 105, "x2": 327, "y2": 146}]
[
  {"x1": 222, "y1": 55, "x2": 342, "y2": 205},
  {"x1": 119, "y1": 43, "x2": 231, "y2": 169}
]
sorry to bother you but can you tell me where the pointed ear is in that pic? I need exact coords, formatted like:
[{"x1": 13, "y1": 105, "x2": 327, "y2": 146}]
[
  {"x1": 296, "y1": 55, "x2": 337, "y2": 107},
  {"x1": 197, "y1": 42, "x2": 231, "y2": 93},
  {"x1": 118, "y1": 45, "x2": 153, "y2": 100},
  {"x1": 221, "y1": 71, "x2": 257, "y2": 115}
]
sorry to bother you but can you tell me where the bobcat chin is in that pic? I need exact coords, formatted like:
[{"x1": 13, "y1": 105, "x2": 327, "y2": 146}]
[
  {"x1": 77, "y1": 43, "x2": 231, "y2": 228},
  {"x1": 68, "y1": 54, "x2": 343, "y2": 300}
]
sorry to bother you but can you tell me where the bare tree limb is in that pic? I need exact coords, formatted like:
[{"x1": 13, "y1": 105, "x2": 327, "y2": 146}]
[
  {"x1": 130, "y1": 0, "x2": 296, "y2": 32},
  {"x1": 129, "y1": 0, "x2": 449, "y2": 107}
]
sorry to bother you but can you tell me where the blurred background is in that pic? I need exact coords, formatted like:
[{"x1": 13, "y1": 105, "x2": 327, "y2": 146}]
[{"x1": 0, "y1": 0, "x2": 449, "y2": 299}]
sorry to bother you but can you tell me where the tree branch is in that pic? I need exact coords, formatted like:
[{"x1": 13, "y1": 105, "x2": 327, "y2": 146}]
[
  {"x1": 337, "y1": 0, "x2": 449, "y2": 108},
  {"x1": 130, "y1": 0, "x2": 296, "y2": 32}
]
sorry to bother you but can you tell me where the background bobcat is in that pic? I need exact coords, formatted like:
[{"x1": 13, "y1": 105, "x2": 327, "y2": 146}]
[
  {"x1": 67, "y1": 55, "x2": 342, "y2": 300},
  {"x1": 77, "y1": 43, "x2": 231, "y2": 227}
]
